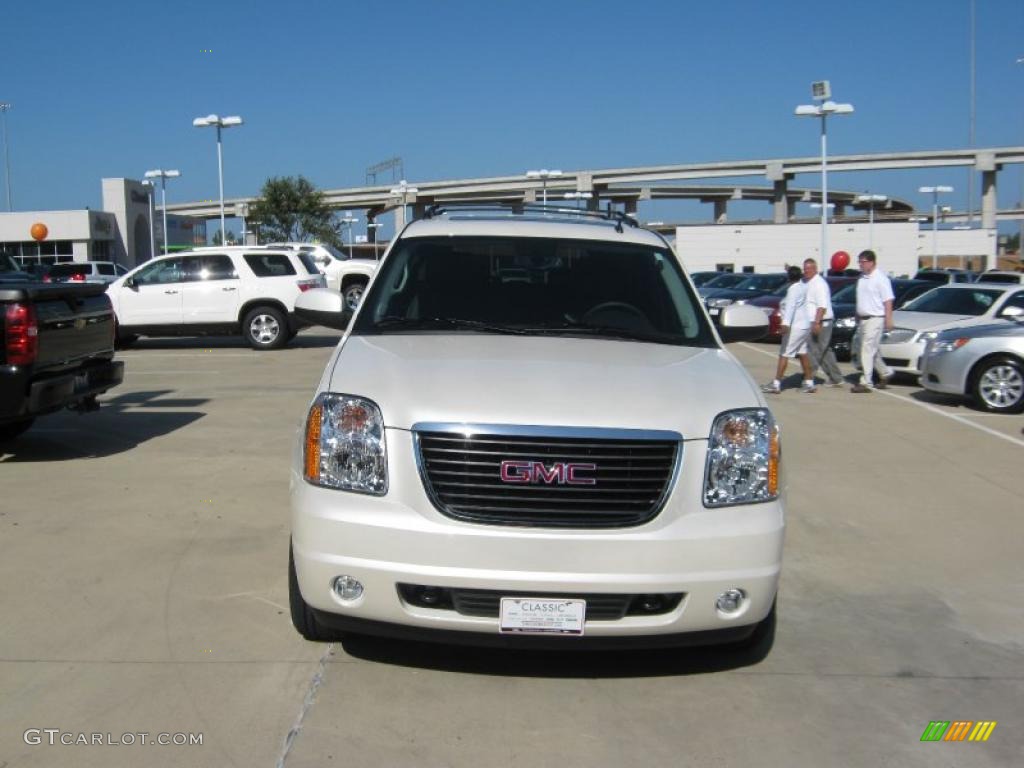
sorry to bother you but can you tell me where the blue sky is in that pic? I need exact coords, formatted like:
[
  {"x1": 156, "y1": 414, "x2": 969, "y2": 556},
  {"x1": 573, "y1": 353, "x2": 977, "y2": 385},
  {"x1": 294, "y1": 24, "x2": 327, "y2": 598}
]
[{"x1": 2, "y1": 0, "x2": 1023, "y2": 235}]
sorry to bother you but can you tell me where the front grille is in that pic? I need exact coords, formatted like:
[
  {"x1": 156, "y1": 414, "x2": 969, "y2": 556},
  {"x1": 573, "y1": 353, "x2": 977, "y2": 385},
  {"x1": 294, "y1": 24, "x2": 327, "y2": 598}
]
[
  {"x1": 397, "y1": 584, "x2": 685, "y2": 620},
  {"x1": 414, "y1": 426, "x2": 681, "y2": 528},
  {"x1": 882, "y1": 357, "x2": 910, "y2": 367}
]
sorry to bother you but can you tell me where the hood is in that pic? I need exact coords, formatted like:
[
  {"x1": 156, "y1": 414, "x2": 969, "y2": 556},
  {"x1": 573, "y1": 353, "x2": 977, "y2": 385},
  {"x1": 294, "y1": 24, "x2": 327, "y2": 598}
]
[
  {"x1": 327, "y1": 334, "x2": 761, "y2": 439},
  {"x1": 936, "y1": 319, "x2": 1023, "y2": 340},
  {"x1": 892, "y1": 310, "x2": 978, "y2": 332}
]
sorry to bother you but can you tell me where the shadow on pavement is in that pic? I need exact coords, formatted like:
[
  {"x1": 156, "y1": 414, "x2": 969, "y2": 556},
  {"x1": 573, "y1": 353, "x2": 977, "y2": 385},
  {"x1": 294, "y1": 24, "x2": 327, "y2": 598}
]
[
  {"x1": 338, "y1": 616, "x2": 775, "y2": 678},
  {"x1": 0, "y1": 390, "x2": 207, "y2": 462},
  {"x1": 121, "y1": 330, "x2": 341, "y2": 351}
]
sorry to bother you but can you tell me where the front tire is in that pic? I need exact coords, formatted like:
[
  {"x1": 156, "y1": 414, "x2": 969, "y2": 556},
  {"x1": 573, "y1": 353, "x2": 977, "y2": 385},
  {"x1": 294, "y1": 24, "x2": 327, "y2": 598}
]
[
  {"x1": 971, "y1": 356, "x2": 1024, "y2": 414},
  {"x1": 289, "y1": 542, "x2": 337, "y2": 642},
  {"x1": 242, "y1": 306, "x2": 288, "y2": 350}
]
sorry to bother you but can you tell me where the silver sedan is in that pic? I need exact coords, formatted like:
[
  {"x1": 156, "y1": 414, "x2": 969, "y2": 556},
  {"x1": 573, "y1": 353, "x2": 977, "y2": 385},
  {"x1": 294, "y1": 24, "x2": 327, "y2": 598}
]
[{"x1": 921, "y1": 315, "x2": 1024, "y2": 413}]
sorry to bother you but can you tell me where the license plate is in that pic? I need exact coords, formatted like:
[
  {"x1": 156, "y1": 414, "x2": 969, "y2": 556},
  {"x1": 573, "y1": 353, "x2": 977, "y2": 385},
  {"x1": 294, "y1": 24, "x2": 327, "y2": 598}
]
[
  {"x1": 708, "y1": 307, "x2": 720, "y2": 316},
  {"x1": 499, "y1": 597, "x2": 585, "y2": 635}
]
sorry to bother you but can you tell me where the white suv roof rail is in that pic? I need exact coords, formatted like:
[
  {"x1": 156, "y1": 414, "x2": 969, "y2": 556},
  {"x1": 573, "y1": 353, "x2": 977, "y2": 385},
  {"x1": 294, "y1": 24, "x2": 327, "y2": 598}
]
[{"x1": 422, "y1": 203, "x2": 641, "y2": 233}]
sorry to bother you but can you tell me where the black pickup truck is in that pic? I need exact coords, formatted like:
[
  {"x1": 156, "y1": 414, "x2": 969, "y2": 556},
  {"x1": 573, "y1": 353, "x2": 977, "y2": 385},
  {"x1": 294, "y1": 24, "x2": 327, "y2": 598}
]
[{"x1": 1, "y1": 260, "x2": 124, "y2": 441}]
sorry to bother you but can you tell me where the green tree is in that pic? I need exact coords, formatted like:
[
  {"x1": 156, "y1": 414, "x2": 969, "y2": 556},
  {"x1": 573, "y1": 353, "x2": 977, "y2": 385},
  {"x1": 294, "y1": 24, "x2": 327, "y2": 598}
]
[
  {"x1": 248, "y1": 176, "x2": 343, "y2": 246},
  {"x1": 212, "y1": 229, "x2": 237, "y2": 245}
]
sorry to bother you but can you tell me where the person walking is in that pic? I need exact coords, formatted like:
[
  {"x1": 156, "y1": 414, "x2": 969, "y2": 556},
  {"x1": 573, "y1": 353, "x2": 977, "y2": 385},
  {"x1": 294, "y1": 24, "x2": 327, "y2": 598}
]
[
  {"x1": 802, "y1": 258, "x2": 845, "y2": 387},
  {"x1": 851, "y1": 250, "x2": 894, "y2": 393},
  {"x1": 761, "y1": 265, "x2": 817, "y2": 394}
]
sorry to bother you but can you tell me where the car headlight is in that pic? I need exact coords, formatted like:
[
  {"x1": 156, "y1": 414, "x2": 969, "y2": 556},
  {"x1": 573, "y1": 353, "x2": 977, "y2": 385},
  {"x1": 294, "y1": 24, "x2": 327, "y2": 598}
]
[
  {"x1": 704, "y1": 408, "x2": 779, "y2": 507},
  {"x1": 835, "y1": 317, "x2": 856, "y2": 330},
  {"x1": 707, "y1": 298, "x2": 734, "y2": 308},
  {"x1": 928, "y1": 338, "x2": 970, "y2": 355},
  {"x1": 916, "y1": 330, "x2": 940, "y2": 343},
  {"x1": 303, "y1": 393, "x2": 387, "y2": 494}
]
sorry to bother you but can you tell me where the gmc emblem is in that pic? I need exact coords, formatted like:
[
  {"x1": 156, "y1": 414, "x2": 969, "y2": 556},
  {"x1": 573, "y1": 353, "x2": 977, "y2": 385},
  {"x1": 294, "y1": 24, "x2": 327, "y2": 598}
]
[{"x1": 499, "y1": 460, "x2": 597, "y2": 486}]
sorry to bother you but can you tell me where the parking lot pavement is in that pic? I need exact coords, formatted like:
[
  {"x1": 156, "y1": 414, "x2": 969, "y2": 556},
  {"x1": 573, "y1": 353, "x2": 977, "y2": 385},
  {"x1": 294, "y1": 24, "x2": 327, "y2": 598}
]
[{"x1": 1, "y1": 331, "x2": 1021, "y2": 767}]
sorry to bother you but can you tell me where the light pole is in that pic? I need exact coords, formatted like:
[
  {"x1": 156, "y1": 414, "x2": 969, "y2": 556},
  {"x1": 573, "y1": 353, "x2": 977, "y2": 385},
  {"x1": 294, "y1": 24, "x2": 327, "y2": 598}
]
[
  {"x1": 367, "y1": 220, "x2": 383, "y2": 260},
  {"x1": 192, "y1": 114, "x2": 243, "y2": 244},
  {"x1": 141, "y1": 180, "x2": 157, "y2": 261},
  {"x1": 144, "y1": 169, "x2": 180, "y2": 254},
  {"x1": 0, "y1": 102, "x2": 12, "y2": 211},
  {"x1": 340, "y1": 214, "x2": 359, "y2": 259},
  {"x1": 795, "y1": 82, "x2": 854, "y2": 263},
  {"x1": 389, "y1": 180, "x2": 418, "y2": 229},
  {"x1": 919, "y1": 185, "x2": 954, "y2": 269},
  {"x1": 855, "y1": 193, "x2": 888, "y2": 249},
  {"x1": 563, "y1": 191, "x2": 592, "y2": 210},
  {"x1": 236, "y1": 201, "x2": 249, "y2": 244},
  {"x1": 526, "y1": 169, "x2": 562, "y2": 206}
]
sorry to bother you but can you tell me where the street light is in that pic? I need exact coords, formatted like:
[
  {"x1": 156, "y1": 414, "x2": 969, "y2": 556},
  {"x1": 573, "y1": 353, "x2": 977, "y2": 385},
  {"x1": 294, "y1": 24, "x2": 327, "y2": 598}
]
[
  {"x1": 144, "y1": 169, "x2": 181, "y2": 254},
  {"x1": 0, "y1": 102, "x2": 12, "y2": 211},
  {"x1": 192, "y1": 113, "x2": 243, "y2": 244},
  {"x1": 141, "y1": 180, "x2": 157, "y2": 262},
  {"x1": 367, "y1": 220, "x2": 383, "y2": 260},
  {"x1": 855, "y1": 193, "x2": 888, "y2": 249},
  {"x1": 340, "y1": 214, "x2": 359, "y2": 259},
  {"x1": 795, "y1": 83, "x2": 854, "y2": 262},
  {"x1": 919, "y1": 185, "x2": 954, "y2": 269},
  {"x1": 526, "y1": 169, "x2": 562, "y2": 206}
]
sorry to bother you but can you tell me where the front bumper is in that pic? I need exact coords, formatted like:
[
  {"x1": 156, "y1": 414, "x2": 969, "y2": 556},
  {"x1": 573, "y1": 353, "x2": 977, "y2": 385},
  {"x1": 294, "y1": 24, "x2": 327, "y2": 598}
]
[
  {"x1": 877, "y1": 339, "x2": 926, "y2": 375},
  {"x1": 920, "y1": 350, "x2": 970, "y2": 395},
  {"x1": 291, "y1": 430, "x2": 785, "y2": 645}
]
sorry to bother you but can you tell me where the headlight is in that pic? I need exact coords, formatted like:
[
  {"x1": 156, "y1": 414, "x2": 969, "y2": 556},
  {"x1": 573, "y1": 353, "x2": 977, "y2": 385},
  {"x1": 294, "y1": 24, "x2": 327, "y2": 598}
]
[
  {"x1": 704, "y1": 409, "x2": 779, "y2": 507},
  {"x1": 835, "y1": 317, "x2": 856, "y2": 330},
  {"x1": 916, "y1": 330, "x2": 940, "y2": 343},
  {"x1": 304, "y1": 393, "x2": 387, "y2": 494},
  {"x1": 707, "y1": 298, "x2": 734, "y2": 308},
  {"x1": 928, "y1": 338, "x2": 970, "y2": 355}
]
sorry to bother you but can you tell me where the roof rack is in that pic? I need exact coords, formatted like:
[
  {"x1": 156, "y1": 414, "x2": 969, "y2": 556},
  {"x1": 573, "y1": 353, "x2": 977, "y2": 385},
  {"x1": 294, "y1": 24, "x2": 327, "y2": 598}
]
[{"x1": 422, "y1": 203, "x2": 640, "y2": 233}]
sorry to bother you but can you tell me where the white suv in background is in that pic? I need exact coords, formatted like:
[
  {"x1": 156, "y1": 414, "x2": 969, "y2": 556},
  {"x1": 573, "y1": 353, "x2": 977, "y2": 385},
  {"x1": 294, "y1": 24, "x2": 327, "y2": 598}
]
[
  {"x1": 288, "y1": 206, "x2": 782, "y2": 651},
  {"x1": 106, "y1": 247, "x2": 325, "y2": 349},
  {"x1": 269, "y1": 241, "x2": 379, "y2": 309}
]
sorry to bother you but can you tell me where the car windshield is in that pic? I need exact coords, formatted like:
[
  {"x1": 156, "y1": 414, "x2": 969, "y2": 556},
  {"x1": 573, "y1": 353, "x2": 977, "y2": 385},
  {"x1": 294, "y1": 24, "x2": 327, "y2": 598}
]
[
  {"x1": 702, "y1": 273, "x2": 746, "y2": 289},
  {"x1": 689, "y1": 272, "x2": 720, "y2": 287},
  {"x1": 353, "y1": 236, "x2": 716, "y2": 347},
  {"x1": 1, "y1": 254, "x2": 22, "y2": 273},
  {"x1": 976, "y1": 273, "x2": 1022, "y2": 284},
  {"x1": 832, "y1": 283, "x2": 856, "y2": 303},
  {"x1": 913, "y1": 271, "x2": 951, "y2": 283},
  {"x1": 900, "y1": 286, "x2": 1003, "y2": 315},
  {"x1": 733, "y1": 274, "x2": 785, "y2": 292}
]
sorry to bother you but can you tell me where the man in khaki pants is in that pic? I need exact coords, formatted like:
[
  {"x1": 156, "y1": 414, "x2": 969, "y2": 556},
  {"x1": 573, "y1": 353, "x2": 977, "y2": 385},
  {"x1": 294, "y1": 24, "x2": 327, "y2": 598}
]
[{"x1": 851, "y1": 250, "x2": 894, "y2": 393}]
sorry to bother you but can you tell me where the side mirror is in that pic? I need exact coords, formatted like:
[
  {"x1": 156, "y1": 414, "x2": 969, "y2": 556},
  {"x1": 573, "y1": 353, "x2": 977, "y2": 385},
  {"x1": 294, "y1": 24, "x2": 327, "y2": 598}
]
[
  {"x1": 124, "y1": 276, "x2": 137, "y2": 290},
  {"x1": 716, "y1": 303, "x2": 769, "y2": 343},
  {"x1": 295, "y1": 288, "x2": 353, "y2": 331}
]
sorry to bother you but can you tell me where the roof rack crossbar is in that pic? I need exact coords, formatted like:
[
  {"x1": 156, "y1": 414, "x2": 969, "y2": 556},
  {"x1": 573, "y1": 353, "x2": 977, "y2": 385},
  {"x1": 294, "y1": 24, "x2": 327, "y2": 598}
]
[{"x1": 422, "y1": 202, "x2": 639, "y2": 231}]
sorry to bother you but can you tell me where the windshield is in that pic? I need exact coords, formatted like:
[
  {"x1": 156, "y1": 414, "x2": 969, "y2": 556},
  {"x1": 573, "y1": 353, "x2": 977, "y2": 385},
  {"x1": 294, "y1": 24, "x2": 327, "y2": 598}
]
[
  {"x1": 733, "y1": 274, "x2": 786, "y2": 292},
  {"x1": 1, "y1": 254, "x2": 22, "y2": 273},
  {"x1": 352, "y1": 236, "x2": 717, "y2": 347},
  {"x1": 703, "y1": 273, "x2": 746, "y2": 289},
  {"x1": 901, "y1": 286, "x2": 1003, "y2": 315},
  {"x1": 976, "y1": 273, "x2": 1022, "y2": 285}
]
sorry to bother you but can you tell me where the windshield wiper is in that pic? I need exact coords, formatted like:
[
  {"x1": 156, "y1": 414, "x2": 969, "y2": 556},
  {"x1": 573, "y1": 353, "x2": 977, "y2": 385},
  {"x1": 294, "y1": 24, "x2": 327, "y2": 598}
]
[
  {"x1": 520, "y1": 321, "x2": 682, "y2": 344},
  {"x1": 372, "y1": 316, "x2": 530, "y2": 335}
]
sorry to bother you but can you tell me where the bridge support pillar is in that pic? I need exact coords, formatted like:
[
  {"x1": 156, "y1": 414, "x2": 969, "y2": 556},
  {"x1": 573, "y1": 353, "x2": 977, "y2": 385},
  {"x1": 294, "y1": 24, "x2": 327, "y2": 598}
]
[
  {"x1": 394, "y1": 205, "x2": 406, "y2": 231},
  {"x1": 981, "y1": 169, "x2": 997, "y2": 230},
  {"x1": 772, "y1": 180, "x2": 792, "y2": 223},
  {"x1": 714, "y1": 199, "x2": 727, "y2": 223}
]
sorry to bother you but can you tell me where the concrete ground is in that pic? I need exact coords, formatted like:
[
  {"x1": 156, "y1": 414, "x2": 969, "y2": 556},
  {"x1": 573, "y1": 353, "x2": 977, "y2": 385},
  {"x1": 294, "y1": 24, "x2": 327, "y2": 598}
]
[{"x1": 1, "y1": 332, "x2": 1021, "y2": 768}]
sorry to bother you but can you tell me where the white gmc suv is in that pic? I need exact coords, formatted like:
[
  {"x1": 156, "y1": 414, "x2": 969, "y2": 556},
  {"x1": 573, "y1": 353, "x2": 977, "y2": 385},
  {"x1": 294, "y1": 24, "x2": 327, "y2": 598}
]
[
  {"x1": 289, "y1": 207, "x2": 782, "y2": 650},
  {"x1": 107, "y1": 247, "x2": 325, "y2": 349}
]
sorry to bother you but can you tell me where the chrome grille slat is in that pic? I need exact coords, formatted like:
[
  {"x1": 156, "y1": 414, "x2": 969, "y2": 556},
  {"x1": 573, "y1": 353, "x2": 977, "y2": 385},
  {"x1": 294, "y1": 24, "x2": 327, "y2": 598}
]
[{"x1": 415, "y1": 428, "x2": 680, "y2": 528}]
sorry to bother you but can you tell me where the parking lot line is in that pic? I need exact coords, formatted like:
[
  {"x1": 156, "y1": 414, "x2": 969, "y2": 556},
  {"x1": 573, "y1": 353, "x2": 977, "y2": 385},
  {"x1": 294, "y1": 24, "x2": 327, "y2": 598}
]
[{"x1": 737, "y1": 342, "x2": 1024, "y2": 450}]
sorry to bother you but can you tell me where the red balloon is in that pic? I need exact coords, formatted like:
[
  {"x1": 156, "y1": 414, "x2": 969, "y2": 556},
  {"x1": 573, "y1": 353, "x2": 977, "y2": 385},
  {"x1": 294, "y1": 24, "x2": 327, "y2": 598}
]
[{"x1": 830, "y1": 251, "x2": 850, "y2": 271}]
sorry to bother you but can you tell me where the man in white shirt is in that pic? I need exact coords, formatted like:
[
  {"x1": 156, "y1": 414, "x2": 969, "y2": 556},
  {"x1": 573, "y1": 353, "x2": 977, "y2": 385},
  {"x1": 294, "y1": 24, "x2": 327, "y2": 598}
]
[
  {"x1": 802, "y1": 258, "x2": 844, "y2": 387},
  {"x1": 761, "y1": 265, "x2": 817, "y2": 394},
  {"x1": 851, "y1": 250, "x2": 895, "y2": 393}
]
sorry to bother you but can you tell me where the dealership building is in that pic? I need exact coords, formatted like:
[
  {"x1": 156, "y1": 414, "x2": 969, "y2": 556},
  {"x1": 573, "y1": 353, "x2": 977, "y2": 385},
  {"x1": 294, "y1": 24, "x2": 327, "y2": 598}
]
[{"x1": 0, "y1": 178, "x2": 205, "y2": 269}]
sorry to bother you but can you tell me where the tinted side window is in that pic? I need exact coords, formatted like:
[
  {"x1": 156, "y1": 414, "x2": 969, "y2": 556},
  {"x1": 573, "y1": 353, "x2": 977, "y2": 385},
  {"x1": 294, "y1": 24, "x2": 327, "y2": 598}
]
[
  {"x1": 196, "y1": 254, "x2": 238, "y2": 280},
  {"x1": 244, "y1": 253, "x2": 296, "y2": 277},
  {"x1": 134, "y1": 258, "x2": 185, "y2": 285},
  {"x1": 97, "y1": 263, "x2": 115, "y2": 275},
  {"x1": 296, "y1": 253, "x2": 321, "y2": 274}
]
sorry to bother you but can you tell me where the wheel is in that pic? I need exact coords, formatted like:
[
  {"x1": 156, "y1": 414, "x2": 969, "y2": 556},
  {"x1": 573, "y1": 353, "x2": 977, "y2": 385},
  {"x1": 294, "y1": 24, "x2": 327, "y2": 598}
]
[
  {"x1": 971, "y1": 356, "x2": 1024, "y2": 414},
  {"x1": 342, "y1": 281, "x2": 367, "y2": 312},
  {"x1": 289, "y1": 541, "x2": 337, "y2": 642},
  {"x1": 242, "y1": 306, "x2": 288, "y2": 350},
  {"x1": 0, "y1": 418, "x2": 35, "y2": 442},
  {"x1": 114, "y1": 319, "x2": 138, "y2": 349}
]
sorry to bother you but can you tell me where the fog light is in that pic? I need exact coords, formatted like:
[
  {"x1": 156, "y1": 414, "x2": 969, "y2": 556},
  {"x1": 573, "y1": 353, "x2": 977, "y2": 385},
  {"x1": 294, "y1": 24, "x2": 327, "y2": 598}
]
[
  {"x1": 639, "y1": 595, "x2": 664, "y2": 613},
  {"x1": 332, "y1": 575, "x2": 364, "y2": 602},
  {"x1": 716, "y1": 589, "x2": 745, "y2": 614}
]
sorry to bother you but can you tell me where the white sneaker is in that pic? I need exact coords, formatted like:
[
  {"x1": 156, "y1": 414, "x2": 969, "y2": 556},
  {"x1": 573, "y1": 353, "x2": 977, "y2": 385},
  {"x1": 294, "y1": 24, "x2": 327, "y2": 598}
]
[
  {"x1": 801, "y1": 382, "x2": 817, "y2": 394},
  {"x1": 760, "y1": 382, "x2": 781, "y2": 394}
]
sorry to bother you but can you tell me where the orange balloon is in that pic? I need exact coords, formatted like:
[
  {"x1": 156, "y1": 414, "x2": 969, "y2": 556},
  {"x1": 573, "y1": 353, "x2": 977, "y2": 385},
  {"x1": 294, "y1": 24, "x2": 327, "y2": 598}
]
[{"x1": 30, "y1": 222, "x2": 48, "y2": 241}]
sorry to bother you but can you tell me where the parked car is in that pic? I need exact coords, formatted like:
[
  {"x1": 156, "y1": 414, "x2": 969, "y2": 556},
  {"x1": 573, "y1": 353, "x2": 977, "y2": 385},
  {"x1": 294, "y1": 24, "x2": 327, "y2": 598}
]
[
  {"x1": 288, "y1": 205, "x2": 781, "y2": 651},
  {"x1": 912, "y1": 268, "x2": 976, "y2": 285},
  {"x1": 19, "y1": 262, "x2": 53, "y2": 281},
  {"x1": 747, "y1": 275, "x2": 856, "y2": 341},
  {"x1": 1, "y1": 281, "x2": 123, "y2": 440},
  {"x1": 45, "y1": 261, "x2": 129, "y2": 284},
  {"x1": 0, "y1": 253, "x2": 32, "y2": 283},
  {"x1": 975, "y1": 270, "x2": 1024, "y2": 285},
  {"x1": 921, "y1": 316, "x2": 1024, "y2": 413},
  {"x1": 697, "y1": 272, "x2": 747, "y2": 298},
  {"x1": 830, "y1": 279, "x2": 936, "y2": 360},
  {"x1": 266, "y1": 242, "x2": 353, "y2": 293},
  {"x1": 106, "y1": 247, "x2": 326, "y2": 350},
  {"x1": 703, "y1": 273, "x2": 790, "y2": 315},
  {"x1": 688, "y1": 270, "x2": 724, "y2": 288},
  {"x1": 878, "y1": 284, "x2": 1024, "y2": 376}
]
